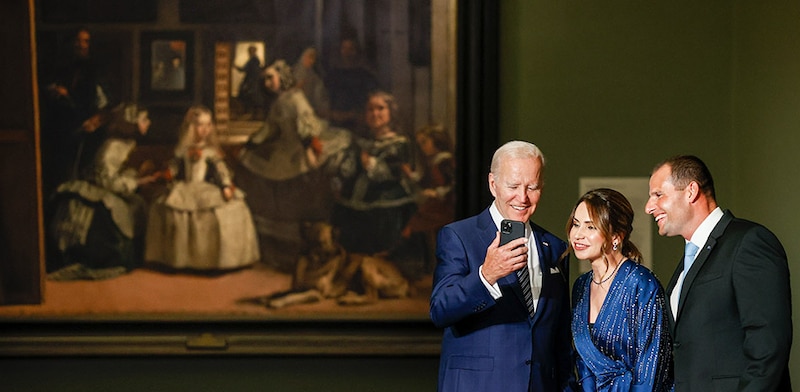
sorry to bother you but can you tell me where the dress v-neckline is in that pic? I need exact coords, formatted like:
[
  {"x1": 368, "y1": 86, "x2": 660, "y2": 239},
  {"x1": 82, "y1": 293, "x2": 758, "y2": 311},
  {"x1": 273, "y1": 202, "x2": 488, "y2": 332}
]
[{"x1": 587, "y1": 259, "x2": 628, "y2": 325}]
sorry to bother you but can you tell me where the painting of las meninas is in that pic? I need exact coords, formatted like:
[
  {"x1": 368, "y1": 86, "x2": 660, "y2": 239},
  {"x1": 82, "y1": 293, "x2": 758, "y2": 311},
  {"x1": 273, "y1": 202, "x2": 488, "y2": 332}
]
[{"x1": 0, "y1": 0, "x2": 462, "y2": 349}]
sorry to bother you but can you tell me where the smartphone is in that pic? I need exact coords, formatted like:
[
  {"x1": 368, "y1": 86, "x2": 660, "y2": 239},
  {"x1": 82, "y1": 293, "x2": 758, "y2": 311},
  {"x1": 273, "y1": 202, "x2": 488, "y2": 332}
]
[{"x1": 499, "y1": 219, "x2": 526, "y2": 246}]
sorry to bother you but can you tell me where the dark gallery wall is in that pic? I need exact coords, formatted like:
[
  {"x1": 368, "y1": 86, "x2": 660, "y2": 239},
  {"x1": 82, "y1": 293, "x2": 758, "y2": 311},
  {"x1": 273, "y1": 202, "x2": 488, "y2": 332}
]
[{"x1": 1, "y1": 356, "x2": 440, "y2": 391}]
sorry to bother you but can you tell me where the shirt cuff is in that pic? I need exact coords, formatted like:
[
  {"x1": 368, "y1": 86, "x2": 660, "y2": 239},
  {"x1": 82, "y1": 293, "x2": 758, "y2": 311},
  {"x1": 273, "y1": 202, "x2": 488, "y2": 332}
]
[{"x1": 479, "y1": 265, "x2": 503, "y2": 299}]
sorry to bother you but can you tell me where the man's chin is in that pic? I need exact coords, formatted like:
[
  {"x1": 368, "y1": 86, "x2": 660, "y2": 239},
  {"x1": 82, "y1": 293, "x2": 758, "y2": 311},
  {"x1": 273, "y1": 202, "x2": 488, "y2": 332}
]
[{"x1": 508, "y1": 211, "x2": 532, "y2": 222}]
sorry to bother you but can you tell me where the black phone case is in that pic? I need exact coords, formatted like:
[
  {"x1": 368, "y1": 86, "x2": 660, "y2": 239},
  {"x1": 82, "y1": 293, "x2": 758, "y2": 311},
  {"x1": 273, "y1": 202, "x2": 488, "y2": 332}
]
[{"x1": 499, "y1": 219, "x2": 526, "y2": 246}]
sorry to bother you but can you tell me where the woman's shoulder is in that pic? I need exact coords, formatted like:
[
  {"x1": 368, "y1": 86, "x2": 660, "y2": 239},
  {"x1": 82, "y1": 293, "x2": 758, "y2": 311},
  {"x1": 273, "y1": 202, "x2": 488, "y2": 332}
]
[
  {"x1": 624, "y1": 259, "x2": 654, "y2": 275},
  {"x1": 432, "y1": 151, "x2": 454, "y2": 165},
  {"x1": 375, "y1": 132, "x2": 410, "y2": 147},
  {"x1": 575, "y1": 271, "x2": 592, "y2": 285},
  {"x1": 281, "y1": 88, "x2": 309, "y2": 103},
  {"x1": 275, "y1": 89, "x2": 314, "y2": 114},
  {"x1": 572, "y1": 272, "x2": 592, "y2": 298},
  {"x1": 622, "y1": 260, "x2": 665, "y2": 290}
]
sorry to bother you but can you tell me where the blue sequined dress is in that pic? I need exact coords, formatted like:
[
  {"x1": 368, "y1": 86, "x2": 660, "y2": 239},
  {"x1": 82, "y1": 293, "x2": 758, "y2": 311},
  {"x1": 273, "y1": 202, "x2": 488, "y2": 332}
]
[{"x1": 571, "y1": 259, "x2": 674, "y2": 391}]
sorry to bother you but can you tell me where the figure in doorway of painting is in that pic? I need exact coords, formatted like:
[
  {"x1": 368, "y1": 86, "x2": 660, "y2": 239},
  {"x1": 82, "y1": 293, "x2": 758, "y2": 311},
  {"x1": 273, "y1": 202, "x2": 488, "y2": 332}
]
[
  {"x1": 325, "y1": 35, "x2": 379, "y2": 133},
  {"x1": 47, "y1": 104, "x2": 157, "y2": 280},
  {"x1": 400, "y1": 123, "x2": 456, "y2": 275},
  {"x1": 293, "y1": 47, "x2": 330, "y2": 119},
  {"x1": 40, "y1": 26, "x2": 115, "y2": 201},
  {"x1": 234, "y1": 45, "x2": 267, "y2": 120},
  {"x1": 330, "y1": 91, "x2": 417, "y2": 261},
  {"x1": 145, "y1": 105, "x2": 259, "y2": 272}
]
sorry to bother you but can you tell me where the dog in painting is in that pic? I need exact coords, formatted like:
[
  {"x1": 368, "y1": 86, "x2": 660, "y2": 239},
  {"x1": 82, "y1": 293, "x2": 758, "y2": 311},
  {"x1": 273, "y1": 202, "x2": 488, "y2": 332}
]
[{"x1": 266, "y1": 220, "x2": 410, "y2": 308}]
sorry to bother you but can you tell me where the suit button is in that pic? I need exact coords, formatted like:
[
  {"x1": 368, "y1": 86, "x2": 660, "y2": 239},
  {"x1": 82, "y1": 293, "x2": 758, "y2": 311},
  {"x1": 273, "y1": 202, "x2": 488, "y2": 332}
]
[
  {"x1": 673, "y1": 342, "x2": 681, "y2": 348},
  {"x1": 525, "y1": 360, "x2": 532, "y2": 365}
]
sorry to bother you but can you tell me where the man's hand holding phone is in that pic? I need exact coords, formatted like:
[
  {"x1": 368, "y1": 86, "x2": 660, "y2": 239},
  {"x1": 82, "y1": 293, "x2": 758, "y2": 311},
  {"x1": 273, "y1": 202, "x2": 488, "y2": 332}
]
[{"x1": 482, "y1": 220, "x2": 528, "y2": 285}]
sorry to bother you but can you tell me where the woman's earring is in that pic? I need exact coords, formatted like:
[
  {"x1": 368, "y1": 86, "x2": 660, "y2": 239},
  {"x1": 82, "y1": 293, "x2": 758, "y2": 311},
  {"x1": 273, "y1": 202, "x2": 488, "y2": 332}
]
[{"x1": 612, "y1": 242, "x2": 619, "y2": 251}]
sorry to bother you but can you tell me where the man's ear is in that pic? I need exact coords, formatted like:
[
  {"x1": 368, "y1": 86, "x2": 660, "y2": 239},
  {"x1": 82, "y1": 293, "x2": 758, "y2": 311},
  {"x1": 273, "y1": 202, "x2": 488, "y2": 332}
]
[{"x1": 686, "y1": 181, "x2": 700, "y2": 203}]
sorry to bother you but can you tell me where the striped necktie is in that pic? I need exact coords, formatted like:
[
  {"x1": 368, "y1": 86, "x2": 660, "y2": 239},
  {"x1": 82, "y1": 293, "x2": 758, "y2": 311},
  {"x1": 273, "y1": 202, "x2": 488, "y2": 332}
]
[{"x1": 517, "y1": 262, "x2": 535, "y2": 318}]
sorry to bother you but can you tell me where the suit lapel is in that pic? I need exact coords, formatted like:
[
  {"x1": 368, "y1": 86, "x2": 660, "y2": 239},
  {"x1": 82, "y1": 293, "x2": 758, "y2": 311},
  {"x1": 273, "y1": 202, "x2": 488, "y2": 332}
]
[
  {"x1": 530, "y1": 223, "x2": 557, "y2": 324},
  {"x1": 665, "y1": 256, "x2": 683, "y2": 328},
  {"x1": 674, "y1": 211, "x2": 733, "y2": 322}
]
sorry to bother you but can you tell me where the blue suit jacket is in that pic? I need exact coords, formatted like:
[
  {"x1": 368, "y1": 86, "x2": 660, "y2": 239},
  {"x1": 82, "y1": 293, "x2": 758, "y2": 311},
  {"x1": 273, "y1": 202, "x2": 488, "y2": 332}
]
[{"x1": 430, "y1": 208, "x2": 573, "y2": 392}]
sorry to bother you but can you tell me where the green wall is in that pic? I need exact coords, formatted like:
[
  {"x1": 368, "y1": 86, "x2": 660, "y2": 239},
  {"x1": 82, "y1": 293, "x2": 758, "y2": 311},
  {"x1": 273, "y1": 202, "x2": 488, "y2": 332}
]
[
  {"x1": 733, "y1": 0, "x2": 800, "y2": 378},
  {"x1": 500, "y1": 0, "x2": 799, "y2": 376}
]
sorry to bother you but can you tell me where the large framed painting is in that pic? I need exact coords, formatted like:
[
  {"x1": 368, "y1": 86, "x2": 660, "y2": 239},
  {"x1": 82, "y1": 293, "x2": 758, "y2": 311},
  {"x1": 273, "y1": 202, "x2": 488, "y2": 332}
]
[{"x1": 0, "y1": 0, "x2": 499, "y2": 356}]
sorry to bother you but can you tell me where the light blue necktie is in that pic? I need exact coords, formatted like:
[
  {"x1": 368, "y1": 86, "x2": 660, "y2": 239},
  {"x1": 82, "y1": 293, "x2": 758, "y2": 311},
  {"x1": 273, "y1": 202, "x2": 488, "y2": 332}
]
[{"x1": 683, "y1": 241, "x2": 700, "y2": 273}]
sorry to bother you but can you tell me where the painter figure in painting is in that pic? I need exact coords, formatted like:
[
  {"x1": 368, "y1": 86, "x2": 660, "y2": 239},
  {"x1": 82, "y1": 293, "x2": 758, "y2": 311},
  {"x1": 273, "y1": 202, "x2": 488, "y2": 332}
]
[
  {"x1": 40, "y1": 26, "x2": 115, "y2": 200},
  {"x1": 145, "y1": 105, "x2": 259, "y2": 272}
]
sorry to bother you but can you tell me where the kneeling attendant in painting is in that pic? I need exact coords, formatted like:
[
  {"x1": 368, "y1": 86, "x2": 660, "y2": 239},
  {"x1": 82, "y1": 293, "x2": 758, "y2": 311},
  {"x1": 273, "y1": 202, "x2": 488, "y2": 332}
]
[
  {"x1": 567, "y1": 188, "x2": 673, "y2": 391},
  {"x1": 48, "y1": 137, "x2": 154, "y2": 280},
  {"x1": 47, "y1": 104, "x2": 156, "y2": 280},
  {"x1": 145, "y1": 105, "x2": 259, "y2": 271}
]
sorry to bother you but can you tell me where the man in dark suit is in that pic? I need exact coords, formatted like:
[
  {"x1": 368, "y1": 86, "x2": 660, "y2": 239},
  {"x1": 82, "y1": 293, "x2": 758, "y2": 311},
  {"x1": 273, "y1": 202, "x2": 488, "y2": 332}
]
[
  {"x1": 430, "y1": 141, "x2": 573, "y2": 391},
  {"x1": 645, "y1": 155, "x2": 792, "y2": 391}
]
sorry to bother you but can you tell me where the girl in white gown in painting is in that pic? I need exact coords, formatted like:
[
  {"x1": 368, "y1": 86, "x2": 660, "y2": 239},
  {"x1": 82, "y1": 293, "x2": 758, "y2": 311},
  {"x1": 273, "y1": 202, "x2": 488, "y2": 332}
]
[{"x1": 145, "y1": 105, "x2": 259, "y2": 271}]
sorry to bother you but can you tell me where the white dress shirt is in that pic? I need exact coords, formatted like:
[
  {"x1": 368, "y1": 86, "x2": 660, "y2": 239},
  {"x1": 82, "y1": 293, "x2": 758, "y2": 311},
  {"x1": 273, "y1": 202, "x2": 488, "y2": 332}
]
[
  {"x1": 480, "y1": 203, "x2": 542, "y2": 311},
  {"x1": 670, "y1": 207, "x2": 724, "y2": 319}
]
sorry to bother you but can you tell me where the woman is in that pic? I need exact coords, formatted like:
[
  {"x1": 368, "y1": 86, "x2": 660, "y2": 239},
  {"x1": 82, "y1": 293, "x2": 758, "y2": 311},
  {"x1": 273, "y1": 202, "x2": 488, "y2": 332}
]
[
  {"x1": 292, "y1": 47, "x2": 330, "y2": 119},
  {"x1": 47, "y1": 105, "x2": 155, "y2": 280},
  {"x1": 566, "y1": 188, "x2": 673, "y2": 391},
  {"x1": 235, "y1": 59, "x2": 335, "y2": 271},
  {"x1": 331, "y1": 90, "x2": 416, "y2": 255},
  {"x1": 145, "y1": 105, "x2": 259, "y2": 271}
]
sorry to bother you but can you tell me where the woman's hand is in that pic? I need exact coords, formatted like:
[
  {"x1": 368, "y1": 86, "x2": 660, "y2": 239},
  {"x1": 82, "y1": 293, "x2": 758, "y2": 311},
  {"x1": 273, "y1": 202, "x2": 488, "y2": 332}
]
[{"x1": 222, "y1": 186, "x2": 235, "y2": 201}]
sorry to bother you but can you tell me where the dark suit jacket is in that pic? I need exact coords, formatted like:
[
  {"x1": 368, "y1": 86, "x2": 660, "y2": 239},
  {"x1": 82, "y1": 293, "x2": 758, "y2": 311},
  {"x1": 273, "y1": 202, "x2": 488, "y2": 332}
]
[
  {"x1": 666, "y1": 210, "x2": 792, "y2": 391},
  {"x1": 430, "y1": 208, "x2": 573, "y2": 392}
]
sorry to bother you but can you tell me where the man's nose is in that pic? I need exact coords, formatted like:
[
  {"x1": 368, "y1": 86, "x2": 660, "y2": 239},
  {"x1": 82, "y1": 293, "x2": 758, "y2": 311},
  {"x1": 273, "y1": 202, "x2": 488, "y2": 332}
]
[{"x1": 644, "y1": 200, "x2": 655, "y2": 214}]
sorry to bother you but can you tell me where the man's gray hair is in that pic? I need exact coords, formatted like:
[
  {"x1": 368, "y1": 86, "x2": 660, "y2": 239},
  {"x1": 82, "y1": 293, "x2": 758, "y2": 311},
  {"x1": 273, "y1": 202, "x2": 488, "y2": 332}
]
[{"x1": 490, "y1": 140, "x2": 545, "y2": 175}]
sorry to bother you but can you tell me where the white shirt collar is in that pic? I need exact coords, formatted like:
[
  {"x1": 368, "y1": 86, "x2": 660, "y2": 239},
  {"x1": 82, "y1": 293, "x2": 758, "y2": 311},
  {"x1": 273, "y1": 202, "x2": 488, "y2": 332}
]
[
  {"x1": 689, "y1": 207, "x2": 723, "y2": 248},
  {"x1": 489, "y1": 202, "x2": 531, "y2": 236}
]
